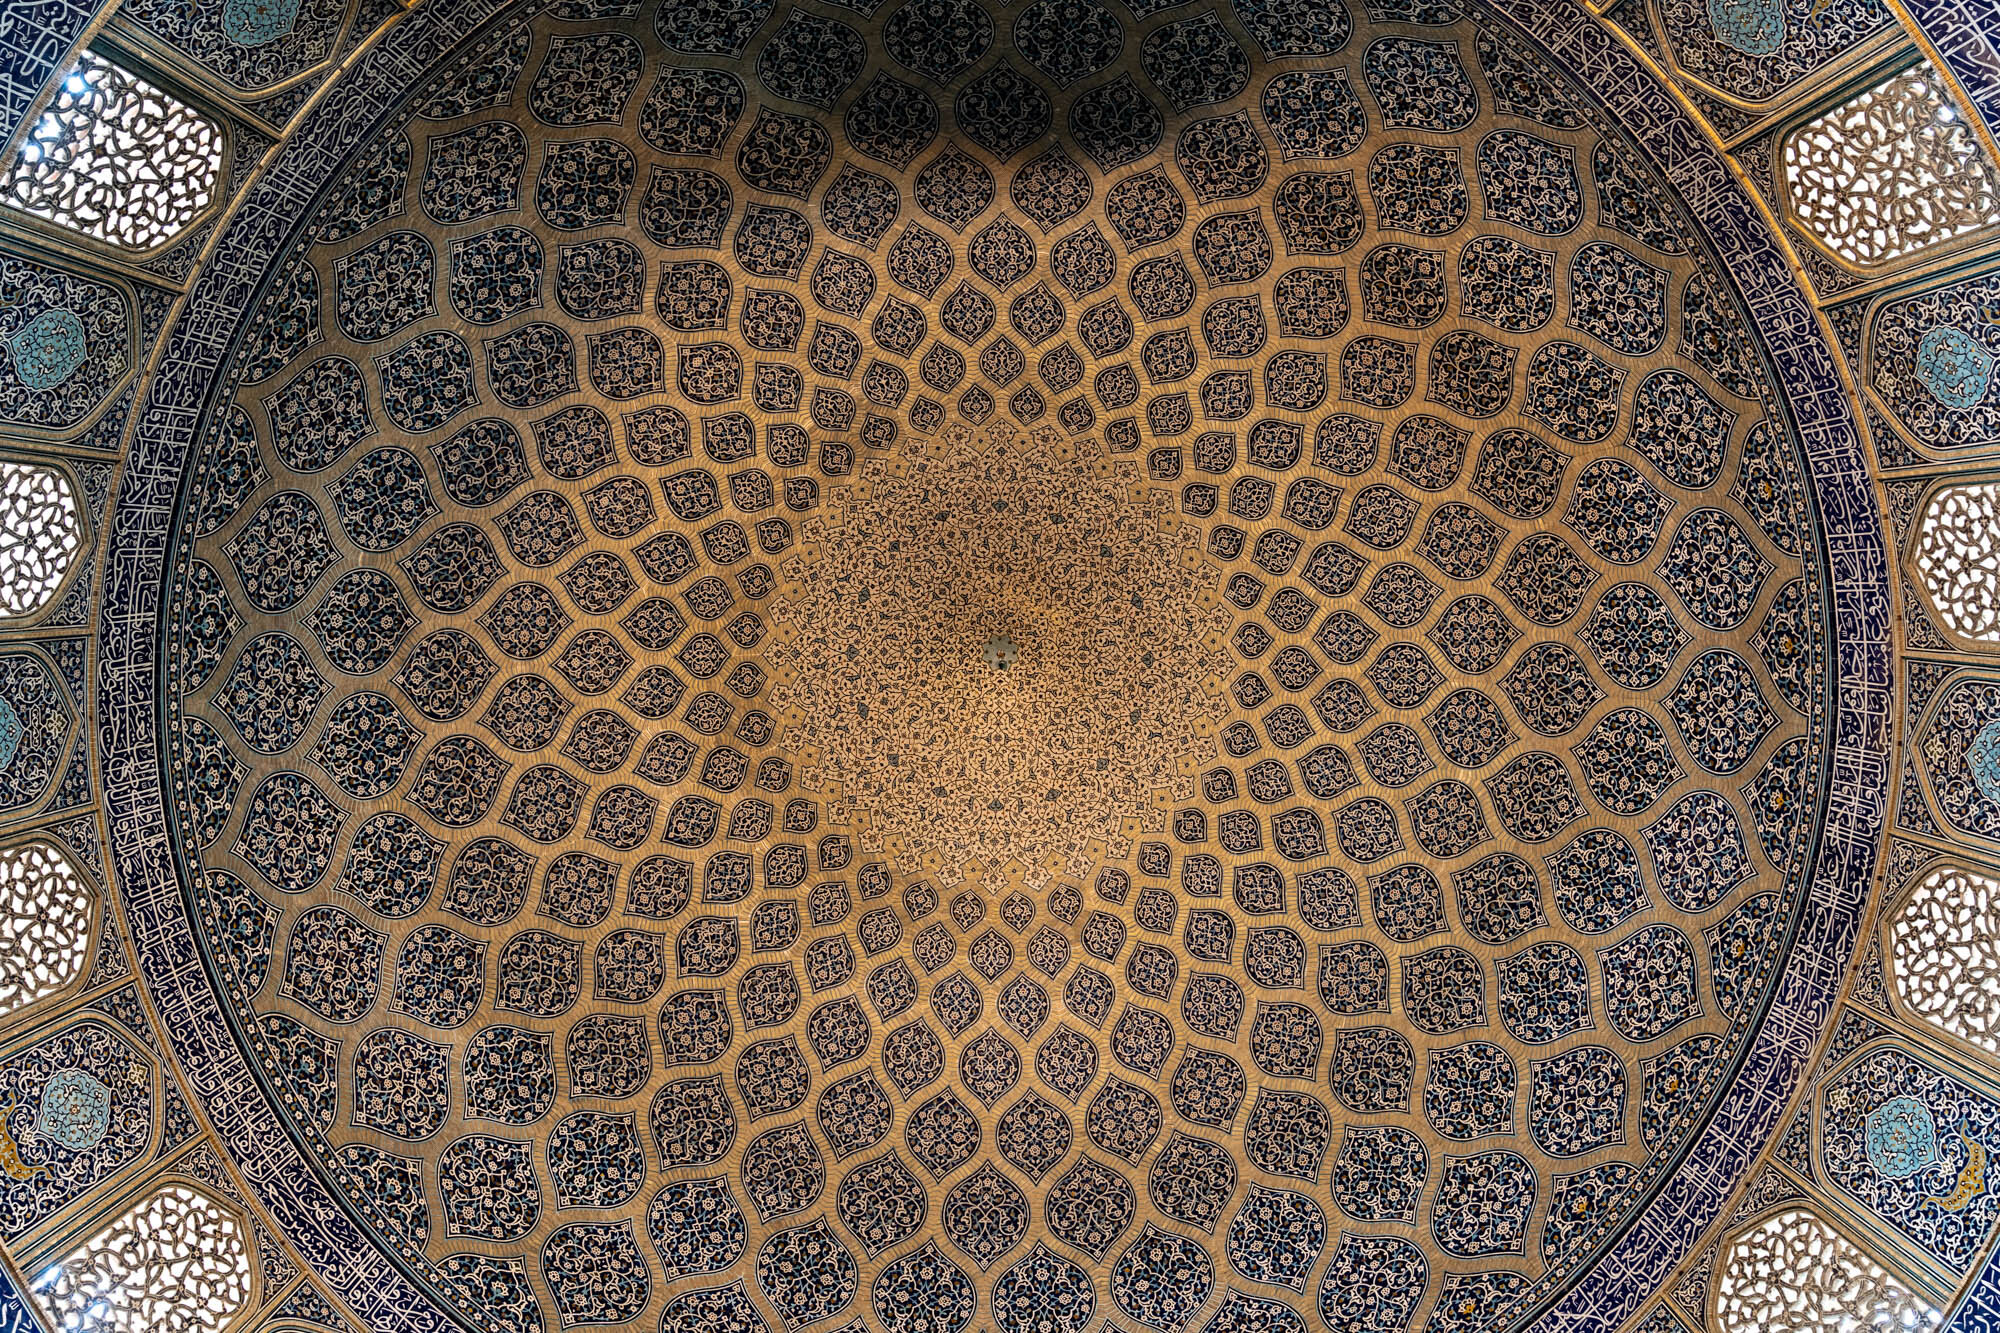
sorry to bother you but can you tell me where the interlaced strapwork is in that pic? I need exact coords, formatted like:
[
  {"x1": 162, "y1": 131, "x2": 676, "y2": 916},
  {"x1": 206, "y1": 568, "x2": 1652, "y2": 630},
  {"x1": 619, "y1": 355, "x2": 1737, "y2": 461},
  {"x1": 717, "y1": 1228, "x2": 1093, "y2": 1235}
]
[
  {"x1": 1890, "y1": 864, "x2": 2000, "y2": 1055},
  {"x1": 1783, "y1": 64, "x2": 2000, "y2": 266},
  {"x1": 0, "y1": 462, "x2": 81, "y2": 619},
  {"x1": 1714, "y1": 1209, "x2": 1942, "y2": 1333},
  {"x1": 0, "y1": 50, "x2": 224, "y2": 250},
  {"x1": 1915, "y1": 484, "x2": 2000, "y2": 643},
  {"x1": 0, "y1": 840, "x2": 91, "y2": 1019},
  {"x1": 31, "y1": 1184, "x2": 252, "y2": 1333}
]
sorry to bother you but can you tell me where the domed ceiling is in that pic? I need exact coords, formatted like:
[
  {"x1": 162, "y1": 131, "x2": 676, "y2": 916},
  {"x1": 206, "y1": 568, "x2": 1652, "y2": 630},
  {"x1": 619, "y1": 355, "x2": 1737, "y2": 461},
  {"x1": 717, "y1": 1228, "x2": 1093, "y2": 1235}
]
[{"x1": 87, "y1": 0, "x2": 1894, "y2": 1329}]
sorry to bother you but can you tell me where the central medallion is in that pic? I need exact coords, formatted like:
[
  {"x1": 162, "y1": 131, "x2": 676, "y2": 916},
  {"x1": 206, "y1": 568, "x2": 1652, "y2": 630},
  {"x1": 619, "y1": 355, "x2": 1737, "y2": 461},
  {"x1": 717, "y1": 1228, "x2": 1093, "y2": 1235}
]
[{"x1": 771, "y1": 423, "x2": 1228, "y2": 880}]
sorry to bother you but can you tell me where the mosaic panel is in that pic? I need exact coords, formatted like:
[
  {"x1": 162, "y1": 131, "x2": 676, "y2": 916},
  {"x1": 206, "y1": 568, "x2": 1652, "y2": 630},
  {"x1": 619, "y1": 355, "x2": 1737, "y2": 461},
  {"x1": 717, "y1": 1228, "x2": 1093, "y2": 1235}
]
[
  {"x1": 0, "y1": 1017, "x2": 154, "y2": 1240},
  {"x1": 1658, "y1": 0, "x2": 1895, "y2": 104},
  {"x1": 1872, "y1": 271, "x2": 2000, "y2": 453},
  {"x1": 1820, "y1": 1043, "x2": 2000, "y2": 1275},
  {"x1": 0, "y1": 251, "x2": 130, "y2": 432},
  {"x1": 118, "y1": 0, "x2": 348, "y2": 94}
]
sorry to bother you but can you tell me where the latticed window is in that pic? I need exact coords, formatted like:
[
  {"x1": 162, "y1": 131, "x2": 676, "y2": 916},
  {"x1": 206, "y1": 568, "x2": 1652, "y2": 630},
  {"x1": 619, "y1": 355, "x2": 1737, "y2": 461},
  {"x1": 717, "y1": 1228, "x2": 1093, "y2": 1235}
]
[
  {"x1": 1915, "y1": 484, "x2": 2000, "y2": 644},
  {"x1": 0, "y1": 462, "x2": 81, "y2": 620},
  {"x1": 1715, "y1": 1209, "x2": 1942, "y2": 1333},
  {"x1": 31, "y1": 1183, "x2": 252, "y2": 1333},
  {"x1": 1783, "y1": 62, "x2": 2000, "y2": 266},
  {"x1": 1889, "y1": 863, "x2": 2000, "y2": 1055},
  {"x1": 0, "y1": 50, "x2": 224, "y2": 250},
  {"x1": 0, "y1": 840, "x2": 92, "y2": 1019}
]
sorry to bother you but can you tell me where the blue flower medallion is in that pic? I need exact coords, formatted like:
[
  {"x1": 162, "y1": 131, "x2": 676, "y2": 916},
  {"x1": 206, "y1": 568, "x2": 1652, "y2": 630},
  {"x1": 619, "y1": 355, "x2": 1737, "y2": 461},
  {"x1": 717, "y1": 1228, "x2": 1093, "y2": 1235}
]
[
  {"x1": 35, "y1": 1069, "x2": 112, "y2": 1153},
  {"x1": 1969, "y1": 716, "x2": 2000, "y2": 805},
  {"x1": 0, "y1": 699, "x2": 20, "y2": 771},
  {"x1": 1707, "y1": 0, "x2": 1785, "y2": 56},
  {"x1": 1917, "y1": 326, "x2": 1995, "y2": 410},
  {"x1": 7, "y1": 309, "x2": 86, "y2": 391},
  {"x1": 223, "y1": 0, "x2": 304, "y2": 47},
  {"x1": 1865, "y1": 1095, "x2": 1940, "y2": 1180}
]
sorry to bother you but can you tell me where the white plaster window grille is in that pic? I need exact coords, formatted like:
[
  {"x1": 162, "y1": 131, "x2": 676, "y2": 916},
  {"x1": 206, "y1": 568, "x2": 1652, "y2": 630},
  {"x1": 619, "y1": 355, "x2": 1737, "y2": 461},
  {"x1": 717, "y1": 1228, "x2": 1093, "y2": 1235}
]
[
  {"x1": 0, "y1": 839, "x2": 92, "y2": 1019},
  {"x1": 1783, "y1": 63, "x2": 2000, "y2": 266},
  {"x1": 1889, "y1": 862, "x2": 2000, "y2": 1055},
  {"x1": 0, "y1": 51, "x2": 224, "y2": 251},
  {"x1": 1714, "y1": 1208, "x2": 1943, "y2": 1333},
  {"x1": 31, "y1": 1183, "x2": 252, "y2": 1333},
  {"x1": 0, "y1": 462, "x2": 81, "y2": 619}
]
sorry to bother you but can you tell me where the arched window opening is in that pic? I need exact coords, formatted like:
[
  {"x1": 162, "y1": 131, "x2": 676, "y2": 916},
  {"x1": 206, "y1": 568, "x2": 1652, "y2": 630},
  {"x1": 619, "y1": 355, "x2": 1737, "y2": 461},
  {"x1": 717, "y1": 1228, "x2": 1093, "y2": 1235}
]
[
  {"x1": 0, "y1": 51, "x2": 224, "y2": 251},
  {"x1": 1915, "y1": 484, "x2": 2000, "y2": 644},
  {"x1": 0, "y1": 839, "x2": 92, "y2": 1019},
  {"x1": 1888, "y1": 862, "x2": 2000, "y2": 1054},
  {"x1": 30, "y1": 1183, "x2": 252, "y2": 1333},
  {"x1": 1715, "y1": 1209, "x2": 1942, "y2": 1333},
  {"x1": 0, "y1": 462, "x2": 81, "y2": 620},
  {"x1": 1783, "y1": 62, "x2": 2000, "y2": 267}
]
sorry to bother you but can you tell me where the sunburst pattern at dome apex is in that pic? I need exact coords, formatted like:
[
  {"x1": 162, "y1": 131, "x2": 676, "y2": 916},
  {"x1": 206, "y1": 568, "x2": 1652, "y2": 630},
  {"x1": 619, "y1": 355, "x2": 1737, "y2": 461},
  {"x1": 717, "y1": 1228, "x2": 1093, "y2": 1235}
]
[
  {"x1": 770, "y1": 424, "x2": 1228, "y2": 878},
  {"x1": 154, "y1": 3, "x2": 1835, "y2": 1332}
]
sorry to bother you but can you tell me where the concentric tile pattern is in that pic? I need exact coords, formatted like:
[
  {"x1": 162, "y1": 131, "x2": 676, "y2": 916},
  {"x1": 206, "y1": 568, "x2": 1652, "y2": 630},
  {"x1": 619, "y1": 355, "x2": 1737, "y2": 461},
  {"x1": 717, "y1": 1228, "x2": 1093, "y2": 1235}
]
[{"x1": 157, "y1": 3, "x2": 1830, "y2": 1330}]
